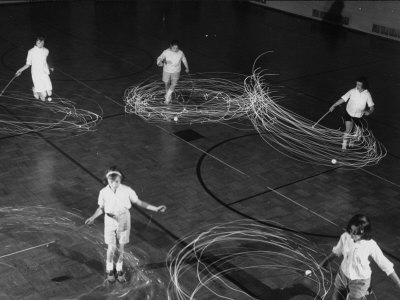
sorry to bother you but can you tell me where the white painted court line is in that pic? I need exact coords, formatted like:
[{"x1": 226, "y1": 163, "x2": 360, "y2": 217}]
[{"x1": 0, "y1": 241, "x2": 56, "y2": 259}]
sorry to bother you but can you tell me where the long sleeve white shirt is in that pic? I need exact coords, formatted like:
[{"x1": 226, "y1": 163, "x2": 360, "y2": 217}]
[{"x1": 333, "y1": 232, "x2": 394, "y2": 280}]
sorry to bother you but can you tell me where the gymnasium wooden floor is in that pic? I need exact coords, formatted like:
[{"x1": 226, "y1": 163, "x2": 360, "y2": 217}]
[{"x1": 0, "y1": 1, "x2": 400, "y2": 299}]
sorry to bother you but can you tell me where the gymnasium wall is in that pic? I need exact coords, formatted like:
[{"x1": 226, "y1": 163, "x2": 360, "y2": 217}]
[
  {"x1": 0, "y1": 0, "x2": 119, "y2": 3},
  {"x1": 0, "y1": 0, "x2": 65, "y2": 3},
  {"x1": 0, "y1": 0, "x2": 51, "y2": 3},
  {"x1": 250, "y1": 0, "x2": 400, "y2": 41}
]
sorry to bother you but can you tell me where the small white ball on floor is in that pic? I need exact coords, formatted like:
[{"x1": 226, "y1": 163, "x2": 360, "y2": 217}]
[
  {"x1": 331, "y1": 159, "x2": 337, "y2": 164},
  {"x1": 305, "y1": 270, "x2": 312, "y2": 276},
  {"x1": 173, "y1": 116, "x2": 178, "y2": 122}
]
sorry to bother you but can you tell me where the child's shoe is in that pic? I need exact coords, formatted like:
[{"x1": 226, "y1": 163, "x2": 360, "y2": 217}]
[
  {"x1": 107, "y1": 270, "x2": 115, "y2": 283},
  {"x1": 117, "y1": 271, "x2": 126, "y2": 283}
]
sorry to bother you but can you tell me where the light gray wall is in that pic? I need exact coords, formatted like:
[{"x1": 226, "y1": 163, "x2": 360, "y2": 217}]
[{"x1": 250, "y1": 1, "x2": 400, "y2": 41}]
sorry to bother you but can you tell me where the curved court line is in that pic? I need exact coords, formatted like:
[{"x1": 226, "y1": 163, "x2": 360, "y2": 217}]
[
  {"x1": 193, "y1": 133, "x2": 400, "y2": 265},
  {"x1": 158, "y1": 123, "x2": 400, "y2": 229},
  {"x1": 193, "y1": 133, "x2": 340, "y2": 238},
  {"x1": 156, "y1": 127, "x2": 340, "y2": 229},
  {"x1": 155, "y1": 125, "x2": 248, "y2": 176}
]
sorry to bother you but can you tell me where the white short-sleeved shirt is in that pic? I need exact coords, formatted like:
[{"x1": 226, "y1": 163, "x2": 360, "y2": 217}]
[
  {"x1": 332, "y1": 232, "x2": 394, "y2": 280},
  {"x1": 157, "y1": 48, "x2": 185, "y2": 73},
  {"x1": 341, "y1": 88, "x2": 374, "y2": 118},
  {"x1": 98, "y1": 184, "x2": 138, "y2": 215},
  {"x1": 26, "y1": 46, "x2": 50, "y2": 76}
]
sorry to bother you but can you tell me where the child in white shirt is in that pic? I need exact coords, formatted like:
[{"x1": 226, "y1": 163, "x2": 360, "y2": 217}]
[
  {"x1": 320, "y1": 214, "x2": 400, "y2": 299},
  {"x1": 16, "y1": 35, "x2": 53, "y2": 102},
  {"x1": 157, "y1": 40, "x2": 189, "y2": 104},
  {"x1": 329, "y1": 77, "x2": 374, "y2": 150},
  {"x1": 85, "y1": 166, "x2": 166, "y2": 283}
]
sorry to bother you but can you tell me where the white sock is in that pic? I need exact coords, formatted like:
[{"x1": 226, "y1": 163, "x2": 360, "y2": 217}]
[
  {"x1": 342, "y1": 139, "x2": 347, "y2": 150},
  {"x1": 355, "y1": 127, "x2": 361, "y2": 140},
  {"x1": 116, "y1": 261, "x2": 123, "y2": 272},
  {"x1": 165, "y1": 89, "x2": 173, "y2": 100},
  {"x1": 106, "y1": 262, "x2": 114, "y2": 272}
]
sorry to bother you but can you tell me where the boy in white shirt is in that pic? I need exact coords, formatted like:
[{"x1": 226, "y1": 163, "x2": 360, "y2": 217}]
[
  {"x1": 320, "y1": 214, "x2": 400, "y2": 300},
  {"x1": 329, "y1": 77, "x2": 374, "y2": 150},
  {"x1": 157, "y1": 40, "x2": 189, "y2": 104},
  {"x1": 16, "y1": 35, "x2": 54, "y2": 102},
  {"x1": 85, "y1": 166, "x2": 166, "y2": 283}
]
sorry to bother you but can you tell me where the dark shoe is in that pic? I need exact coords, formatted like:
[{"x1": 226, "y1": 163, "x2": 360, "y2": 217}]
[
  {"x1": 117, "y1": 271, "x2": 126, "y2": 283},
  {"x1": 107, "y1": 270, "x2": 115, "y2": 283}
]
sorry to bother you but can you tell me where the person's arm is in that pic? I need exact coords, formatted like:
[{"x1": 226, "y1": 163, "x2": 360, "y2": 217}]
[
  {"x1": 319, "y1": 252, "x2": 337, "y2": 269},
  {"x1": 129, "y1": 188, "x2": 166, "y2": 212},
  {"x1": 85, "y1": 206, "x2": 104, "y2": 225},
  {"x1": 330, "y1": 89, "x2": 352, "y2": 112},
  {"x1": 320, "y1": 233, "x2": 345, "y2": 268},
  {"x1": 47, "y1": 49, "x2": 54, "y2": 72},
  {"x1": 182, "y1": 53, "x2": 189, "y2": 73},
  {"x1": 364, "y1": 93, "x2": 375, "y2": 116},
  {"x1": 388, "y1": 271, "x2": 400, "y2": 289},
  {"x1": 157, "y1": 51, "x2": 166, "y2": 67},
  {"x1": 329, "y1": 98, "x2": 345, "y2": 112},
  {"x1": 16, "y1": 50, "x2": 32, "y2": 76},
  {"x1": 15, "y1": 64, "x2": 30, "y2": 77},
  {"x1": 364, "y1": 105, "x2": 374, "y2": 116},
  {"x1": 371, "y1": 242, "x2": 400, "y2": 288},
  {"x1": 135, "y1": 198, "x2": 166, "y2": 212},
  {"x1": 85, "y1": 190, "x2": 105, "y2": 224}
]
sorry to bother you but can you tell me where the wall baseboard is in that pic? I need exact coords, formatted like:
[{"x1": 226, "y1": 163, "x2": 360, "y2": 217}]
[
  {"x1": 372, "y1": 23, "x2": 400, "y2": 40},
  {"x1": 312, "y1": 9, "x2": 349, "y2": 26}
]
